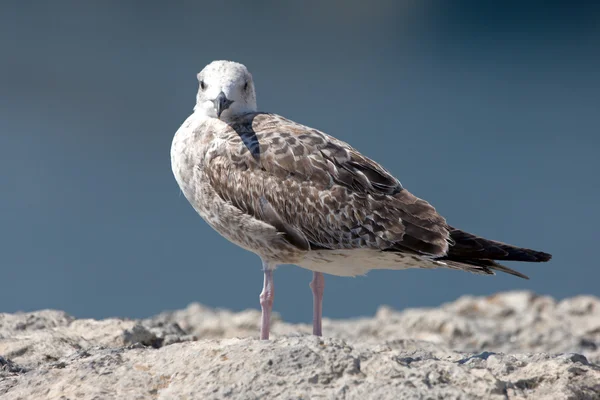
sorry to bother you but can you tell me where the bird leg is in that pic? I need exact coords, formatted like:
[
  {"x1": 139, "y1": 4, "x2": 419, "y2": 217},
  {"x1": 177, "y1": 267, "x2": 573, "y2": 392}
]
[
  {"x1": 259, "y1": 264, "x2": 275, "y2": 340},
  {"x1": 310, "y1": 271, "x2": 325, "y2": 336}
]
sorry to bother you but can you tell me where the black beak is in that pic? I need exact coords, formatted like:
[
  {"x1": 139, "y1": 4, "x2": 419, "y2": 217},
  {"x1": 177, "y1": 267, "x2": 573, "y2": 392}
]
[{"x1": 213, "y1": 91, "x2": 234, "y2": 119}]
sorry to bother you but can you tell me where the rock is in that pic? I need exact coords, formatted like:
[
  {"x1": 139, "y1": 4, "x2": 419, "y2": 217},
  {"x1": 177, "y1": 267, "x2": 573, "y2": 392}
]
[{"x1": 1, "y1": 291, "x2": 599, "y2": 399}]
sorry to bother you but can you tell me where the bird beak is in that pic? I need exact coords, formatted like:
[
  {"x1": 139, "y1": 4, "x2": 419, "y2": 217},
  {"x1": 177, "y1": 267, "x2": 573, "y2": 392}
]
[{"x1": 213, "y1": 91, "x2": 234, "y2": 119}]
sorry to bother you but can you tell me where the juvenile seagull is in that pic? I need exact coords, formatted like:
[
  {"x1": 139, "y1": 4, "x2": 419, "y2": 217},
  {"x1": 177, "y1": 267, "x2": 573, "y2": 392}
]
[{"x1": 171, "y1": 60, "x2": 551, "y2": 340}]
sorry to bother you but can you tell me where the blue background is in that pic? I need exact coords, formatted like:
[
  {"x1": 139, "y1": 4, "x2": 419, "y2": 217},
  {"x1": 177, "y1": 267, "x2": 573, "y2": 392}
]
[{"x1": 1, "y1": 1, "x2": 598, "y2": 322}]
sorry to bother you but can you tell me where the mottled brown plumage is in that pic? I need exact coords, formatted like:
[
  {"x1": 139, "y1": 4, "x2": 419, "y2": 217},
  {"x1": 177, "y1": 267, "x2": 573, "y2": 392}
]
[
  {"x1": 175, "y1": 111, "x2": 550, "y2": 278},
  {"x1": 209, "y1": 112, "x2": 448, "y2": 254},
  {"x1": 171, "y1": 60, "x2": 552, "y2": 339}
]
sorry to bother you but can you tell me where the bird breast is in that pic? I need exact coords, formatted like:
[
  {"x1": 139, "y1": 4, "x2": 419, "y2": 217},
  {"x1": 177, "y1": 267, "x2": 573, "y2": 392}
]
[{"x1": 171, "y1": 114, "x2": 306, "y2": 264}]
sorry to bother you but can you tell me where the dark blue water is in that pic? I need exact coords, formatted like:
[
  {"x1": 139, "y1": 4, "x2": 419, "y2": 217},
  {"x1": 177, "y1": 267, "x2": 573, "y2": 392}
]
[{"x1": 1, "y1": 1, "x2": 598, "y2": 323}]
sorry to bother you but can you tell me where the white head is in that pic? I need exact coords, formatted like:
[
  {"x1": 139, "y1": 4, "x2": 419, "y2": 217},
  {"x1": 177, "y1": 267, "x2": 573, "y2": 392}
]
[{"x1": 194, "y1": 60, "x2": 257, "y2": 120}]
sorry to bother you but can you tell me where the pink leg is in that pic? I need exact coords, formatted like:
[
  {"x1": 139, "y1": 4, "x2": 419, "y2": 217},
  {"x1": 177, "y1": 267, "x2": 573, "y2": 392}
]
[
  {"x1": 259, "y1": 264, "x2": 275, "y2": 340},
  {"x1": 310, "y1": 272, "x2": 325, "y2": 336}
]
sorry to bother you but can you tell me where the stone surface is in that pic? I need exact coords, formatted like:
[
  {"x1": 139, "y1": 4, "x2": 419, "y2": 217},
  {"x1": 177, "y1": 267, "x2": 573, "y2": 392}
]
[{"x1": 1, "y1": 291, "x2": 599, "y2": 399}]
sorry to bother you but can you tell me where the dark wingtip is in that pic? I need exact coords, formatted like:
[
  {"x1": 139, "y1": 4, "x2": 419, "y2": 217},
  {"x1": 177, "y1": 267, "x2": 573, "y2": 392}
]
[
  {"x1": 512, "y1": 248, "x2": 552, "y2": 263},
  {"x1": 533, "y1": 251, "x2": 552, "y2": 262}
]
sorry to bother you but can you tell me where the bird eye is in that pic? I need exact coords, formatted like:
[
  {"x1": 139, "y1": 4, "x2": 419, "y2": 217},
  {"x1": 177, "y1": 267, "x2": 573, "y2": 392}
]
[
  {"x1": 244, "y1": 81, "x2": 249, "y2": 91},
  {"x1": 200, "y1": 80, "x2": 206, "y2": 90}
]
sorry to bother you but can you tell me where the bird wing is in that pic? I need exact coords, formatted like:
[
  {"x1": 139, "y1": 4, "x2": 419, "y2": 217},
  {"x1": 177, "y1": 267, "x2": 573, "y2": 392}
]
[
  {"x1": 436, "y1": 226, "x2": 552, "y2": 279},
  {"x1": 203, "y1": 112, "x2": 450, "y2": 256}
]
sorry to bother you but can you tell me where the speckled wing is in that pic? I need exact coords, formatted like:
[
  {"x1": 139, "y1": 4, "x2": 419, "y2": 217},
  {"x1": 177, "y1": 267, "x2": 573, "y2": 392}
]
[{"x1": 205, "y1": 112, "x2": 450, "y2": 257}]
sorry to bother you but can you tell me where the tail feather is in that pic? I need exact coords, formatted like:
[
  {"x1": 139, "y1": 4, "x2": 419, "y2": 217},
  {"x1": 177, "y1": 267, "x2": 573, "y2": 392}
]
[
  {"x1": 446, "y1": 226, "x2": 552, "y2": 262},
  {"x1": 442, "y1": 258, "x2": 531, "y2": 280},
  {"x1": 437, "y1": 226, "x2": 552, "y2": 279}
]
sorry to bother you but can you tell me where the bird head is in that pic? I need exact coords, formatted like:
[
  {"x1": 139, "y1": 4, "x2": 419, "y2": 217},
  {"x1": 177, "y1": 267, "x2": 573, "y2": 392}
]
[{"x1": 194, "y1": 60, "x2": 257, "y2": 120}]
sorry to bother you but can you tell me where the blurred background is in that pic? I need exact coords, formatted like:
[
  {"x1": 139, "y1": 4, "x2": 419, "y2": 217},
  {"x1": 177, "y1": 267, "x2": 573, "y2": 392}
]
[{"x1": 1, "y1": 1, "x2": 599, "y2": 323}]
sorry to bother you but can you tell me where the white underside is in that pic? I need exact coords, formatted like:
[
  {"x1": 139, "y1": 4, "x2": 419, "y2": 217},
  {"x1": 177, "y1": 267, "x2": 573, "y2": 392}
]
[{"x1": 297, "y1": 248, "x2": 447, "y2": 277}]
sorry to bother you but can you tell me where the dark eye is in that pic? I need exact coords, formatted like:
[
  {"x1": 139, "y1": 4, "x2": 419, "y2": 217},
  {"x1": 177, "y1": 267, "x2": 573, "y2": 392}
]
[
  {"x1": 243, "y1": 81, "x2": 249, "y2": 91},
  {"x1": 200, "y1": 80, "x2": 206, "y2": 90}
]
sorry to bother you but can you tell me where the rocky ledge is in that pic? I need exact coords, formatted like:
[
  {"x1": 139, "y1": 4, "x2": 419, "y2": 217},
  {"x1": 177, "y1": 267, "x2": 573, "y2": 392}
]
[{"x1": 1, "y1": 291, "x2": 599, "y2": 399}]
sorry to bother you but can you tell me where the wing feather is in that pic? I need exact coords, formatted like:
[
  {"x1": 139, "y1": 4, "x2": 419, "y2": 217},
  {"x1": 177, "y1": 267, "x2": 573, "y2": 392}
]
[{"x1": 204, "y1": 113, "x2": 450, "y2": 256}]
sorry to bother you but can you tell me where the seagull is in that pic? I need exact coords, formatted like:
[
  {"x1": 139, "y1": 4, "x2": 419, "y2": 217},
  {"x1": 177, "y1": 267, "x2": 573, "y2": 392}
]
[{"x1": 171, "y1": 60, "x2": 551, "y2": 340}]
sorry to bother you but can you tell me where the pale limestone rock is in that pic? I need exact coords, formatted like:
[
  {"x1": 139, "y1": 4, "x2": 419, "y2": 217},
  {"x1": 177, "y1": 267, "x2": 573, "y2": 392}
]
[{"x1": 1, "y1": 291, "x2": 599, "y2": 399}]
